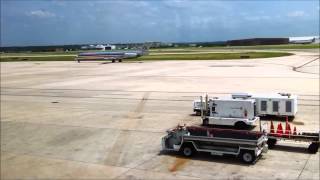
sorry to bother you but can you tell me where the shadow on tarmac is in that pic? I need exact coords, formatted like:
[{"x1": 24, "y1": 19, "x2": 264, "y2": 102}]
[
  {"x1": 271, "y1": 144, "x2": 311, "y2": 154},
  {"x1": 159, "y1": 151, "x2": 262, "y2": 166}
]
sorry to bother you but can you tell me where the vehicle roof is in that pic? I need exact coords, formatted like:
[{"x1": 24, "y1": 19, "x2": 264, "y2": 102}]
[
  {"x1": 194, "y1": 97, "x2": 255, "y2": 103},
  {"x1": 251, "y1": 93, "x2": 297, "y2": 99},
  {"x1": 215, "y1": 97, "x2": 256, "y2": 102},
  {"x1": 193, "y1": 93, "x2": 298, "y2": 102},
  {"x1": 232, "y1": 93, "x2": 298, "y2": 100}
]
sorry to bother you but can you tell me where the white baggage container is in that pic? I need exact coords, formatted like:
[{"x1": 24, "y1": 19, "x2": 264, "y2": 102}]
[
  {"x1": 209, "y1": 98, "x2": 256, "y2": 119},
  {"x1": 232, "y1": 93, "x2": 298, "y2": 117},
  {"x1": 202, "y1": 97, "x2": 259, "y2": 128}
]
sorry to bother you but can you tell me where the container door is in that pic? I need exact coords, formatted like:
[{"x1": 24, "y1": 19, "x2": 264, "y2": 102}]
[
  {"x1": 272, "y1": 101, "x2": 279, "y2": 114},
  {"x1": 285, "y1": 100, "x2": 292, "y2": 114},
  {"x1": 260, "y1": 100, "x2": 267, "y2": 114}
]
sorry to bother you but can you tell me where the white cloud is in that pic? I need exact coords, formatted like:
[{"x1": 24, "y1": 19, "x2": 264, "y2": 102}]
[
  {"x1": 287, "y1": 10, "x2": 305, "y2": 17},
  {"x1": 27, "y1": 10, "x2": 56, "y2": 18}
]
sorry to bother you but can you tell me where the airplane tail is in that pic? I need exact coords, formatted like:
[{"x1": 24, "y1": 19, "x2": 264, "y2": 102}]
[{"x1": 140, "y1": 45, "x2": 149, "y2": 55}]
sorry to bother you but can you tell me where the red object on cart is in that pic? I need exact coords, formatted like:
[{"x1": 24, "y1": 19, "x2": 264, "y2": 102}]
[
  {"x1": 276, "y1": 123, "x2": 283, "y2": 137},
  {"x1": 270, "y1": 121, "x2": 275, "y2": 134}
]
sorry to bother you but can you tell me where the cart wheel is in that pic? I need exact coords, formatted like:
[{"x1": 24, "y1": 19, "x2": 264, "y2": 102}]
[
  {"x1": 240, "y1": 150, "x2": 256, "y2": 164},
  {"x1": 235, "y1": 121, "x2": 247, "y2": 129},
  {"x1": 180, "y1": 143, "x2": 195, "y2": 157},
  {"x1": 308, "y1": 142, "x2": 319, "y2": 154},
  {"x1": 267, "y1": 138, "x2": 277, "y2": 149}
]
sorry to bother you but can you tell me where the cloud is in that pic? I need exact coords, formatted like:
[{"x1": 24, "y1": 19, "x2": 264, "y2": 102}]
[
  {"x1": 27, "y1": 10, "x2": 56, "y2": 18},
  {"x1": 287, "y1": 10, "x2": 305, "y2": 17},
  {"x1": 2, "y1": 0, "x2": 318, "y2": 46}
]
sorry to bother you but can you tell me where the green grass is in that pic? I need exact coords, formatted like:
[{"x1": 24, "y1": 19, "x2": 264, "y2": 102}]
[
  {"x1": 149, "y1": 50, "x2": 199, "y2": 53},
  {"x1": 1, "y1": 52, "x2": 79, "y2": 57},
  {"x1": 0, "y1": 51, "x2": 293, "y2": 62},
  {"x1": 0, "y1": 56, "x2": 75, "y2": 62},
  {"x1": 223, "y1": 43, "x2": 319, "y2": 49},
  {"x1": 1, "y1": 43, "x2": 317, "y2": 59},
  {"x1": 151, "y1": 43, "x2": 319, "y2": 51},
  {"x1": 133, "y1": 52, "x2": 293, "y2": 61},
  {"x1": 0, "y1": 50, "x2": 138, "y2": 57}
]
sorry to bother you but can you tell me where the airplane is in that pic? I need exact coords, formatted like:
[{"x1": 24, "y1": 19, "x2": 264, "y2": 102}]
[{"x1": 75, "y1": 50, "x2": 147, "y2": 63}]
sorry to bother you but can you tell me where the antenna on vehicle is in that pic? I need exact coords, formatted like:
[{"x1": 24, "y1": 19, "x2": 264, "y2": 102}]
[
  {"x1": 200, "y1": 96, "x2": 203, "y2": 119},
  {"x1": 205, "y1": 93, "x2": 208, "y2": 116}
]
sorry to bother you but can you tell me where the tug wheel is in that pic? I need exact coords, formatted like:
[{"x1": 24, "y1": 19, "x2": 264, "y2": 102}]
[
  {"x1": 267, "y1": 138, "x2": 277, "y2": 149},
  {"x1": 180, "y1": 143, "x2": 196, "y2": 157},
  {"x1": 240, "y1": 150, "x2": 256, "y2": 164},
  {"x1": 308, "y1": 142, "x2": 319, "y2": 154},
  {"x1": 235, "y1": 121, "x2": 247, "y2": 129}
]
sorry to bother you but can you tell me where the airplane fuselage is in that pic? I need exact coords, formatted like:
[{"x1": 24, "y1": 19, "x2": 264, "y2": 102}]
[{"x1": 76, "y1": 50, "x2": 144, "y2": 63}]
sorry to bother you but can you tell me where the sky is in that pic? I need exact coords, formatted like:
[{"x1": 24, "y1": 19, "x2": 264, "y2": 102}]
[{"x1": 1, "y1": 0, "x2": 319, "y2": 46}]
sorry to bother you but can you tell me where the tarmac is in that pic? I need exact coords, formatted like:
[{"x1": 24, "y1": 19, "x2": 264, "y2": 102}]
[{"x1": 1, "y1": 51, "x2": 319, "y2": 179}]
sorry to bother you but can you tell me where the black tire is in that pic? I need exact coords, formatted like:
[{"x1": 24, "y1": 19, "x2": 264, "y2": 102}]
[
  {"x1": 180, "y1": 143, "x2": 195, "y2": 157},
  {"x1": 288, "y1": 116, "x2": 295, "y2": 121},
  {"x1": 119, "y1": 59, "x2": 122, "y2": 62},
  {"x1": 267, "y1": 138, "x2": 277, "y2": 149},
  {"x1": 202, "y1": 118, "x2": 209, "y2": 126},
  {"x1": 308, "y1": 142, "x2": 319, "y2": 154},
  {"x1": 235, "y1": 121, "x2": 247, "y2": 129},
  {"x1": 112, "y1": 60, "x2": 115, "y2": 63},
  {"x1": 240, "y1": 150, "x2": 256, "y2": 164}
]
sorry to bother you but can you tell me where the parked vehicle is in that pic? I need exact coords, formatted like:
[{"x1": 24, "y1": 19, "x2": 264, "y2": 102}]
[
  {"x1": 162, "y1": 125, "x2": 268, "y2": 164},
  {"x1": 268, "y1": 131, "x2": 319, "y2": 153},
  {"x1": 266, "y1": 121, "x2": 319, "y2": 154},
  {"x1": 231, "y1": 93, "x2": 298, "y2": 117},
  {"x1": 199, "y1": 96, "x2": 259, "y2": 128},
  {"x1": 193, "y1": 100, "x2": 205, "y2": 115},
  {"x1": 194, "y1": 92, "x2": 298, "y2": 118}
]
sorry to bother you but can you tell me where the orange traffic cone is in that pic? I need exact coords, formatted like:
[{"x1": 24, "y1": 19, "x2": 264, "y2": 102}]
[
  {"x1": 285, "y1": 123, "x2": 292, "y2": 138},
  {"x1": 276, "y1": 123, "x2": 283, "y2": 137},
  {"x1": 285, "y1": 116, "x2": 289, "y2": 132},
  {"x1": 293, "y1": 126, "x2": 297, "y2": 135},
  {"x1": 288, "y1": 123, "x2": 291, "y2": 134},
  {"x1": 284, "y1": 125, "x2": 288, "y2": 138},
  {"x1": 270, "y1": 121, "x2": 275, "y2": 134},
  {"x1": 288, "y1": 123, "x2": 292, "y2": 138},
  {"x1": 279, "y1": 123, "x2": 284, "y2": 136}
]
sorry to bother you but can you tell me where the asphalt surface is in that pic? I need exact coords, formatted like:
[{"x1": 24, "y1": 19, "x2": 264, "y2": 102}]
[{"x1": 1, "y1": 51, "x2": 319, "y2": 179}]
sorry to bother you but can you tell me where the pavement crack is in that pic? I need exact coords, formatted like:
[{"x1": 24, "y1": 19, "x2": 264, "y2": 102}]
[{"x1": 297, "y1": 154, "x2": 312, "y2": 179}]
